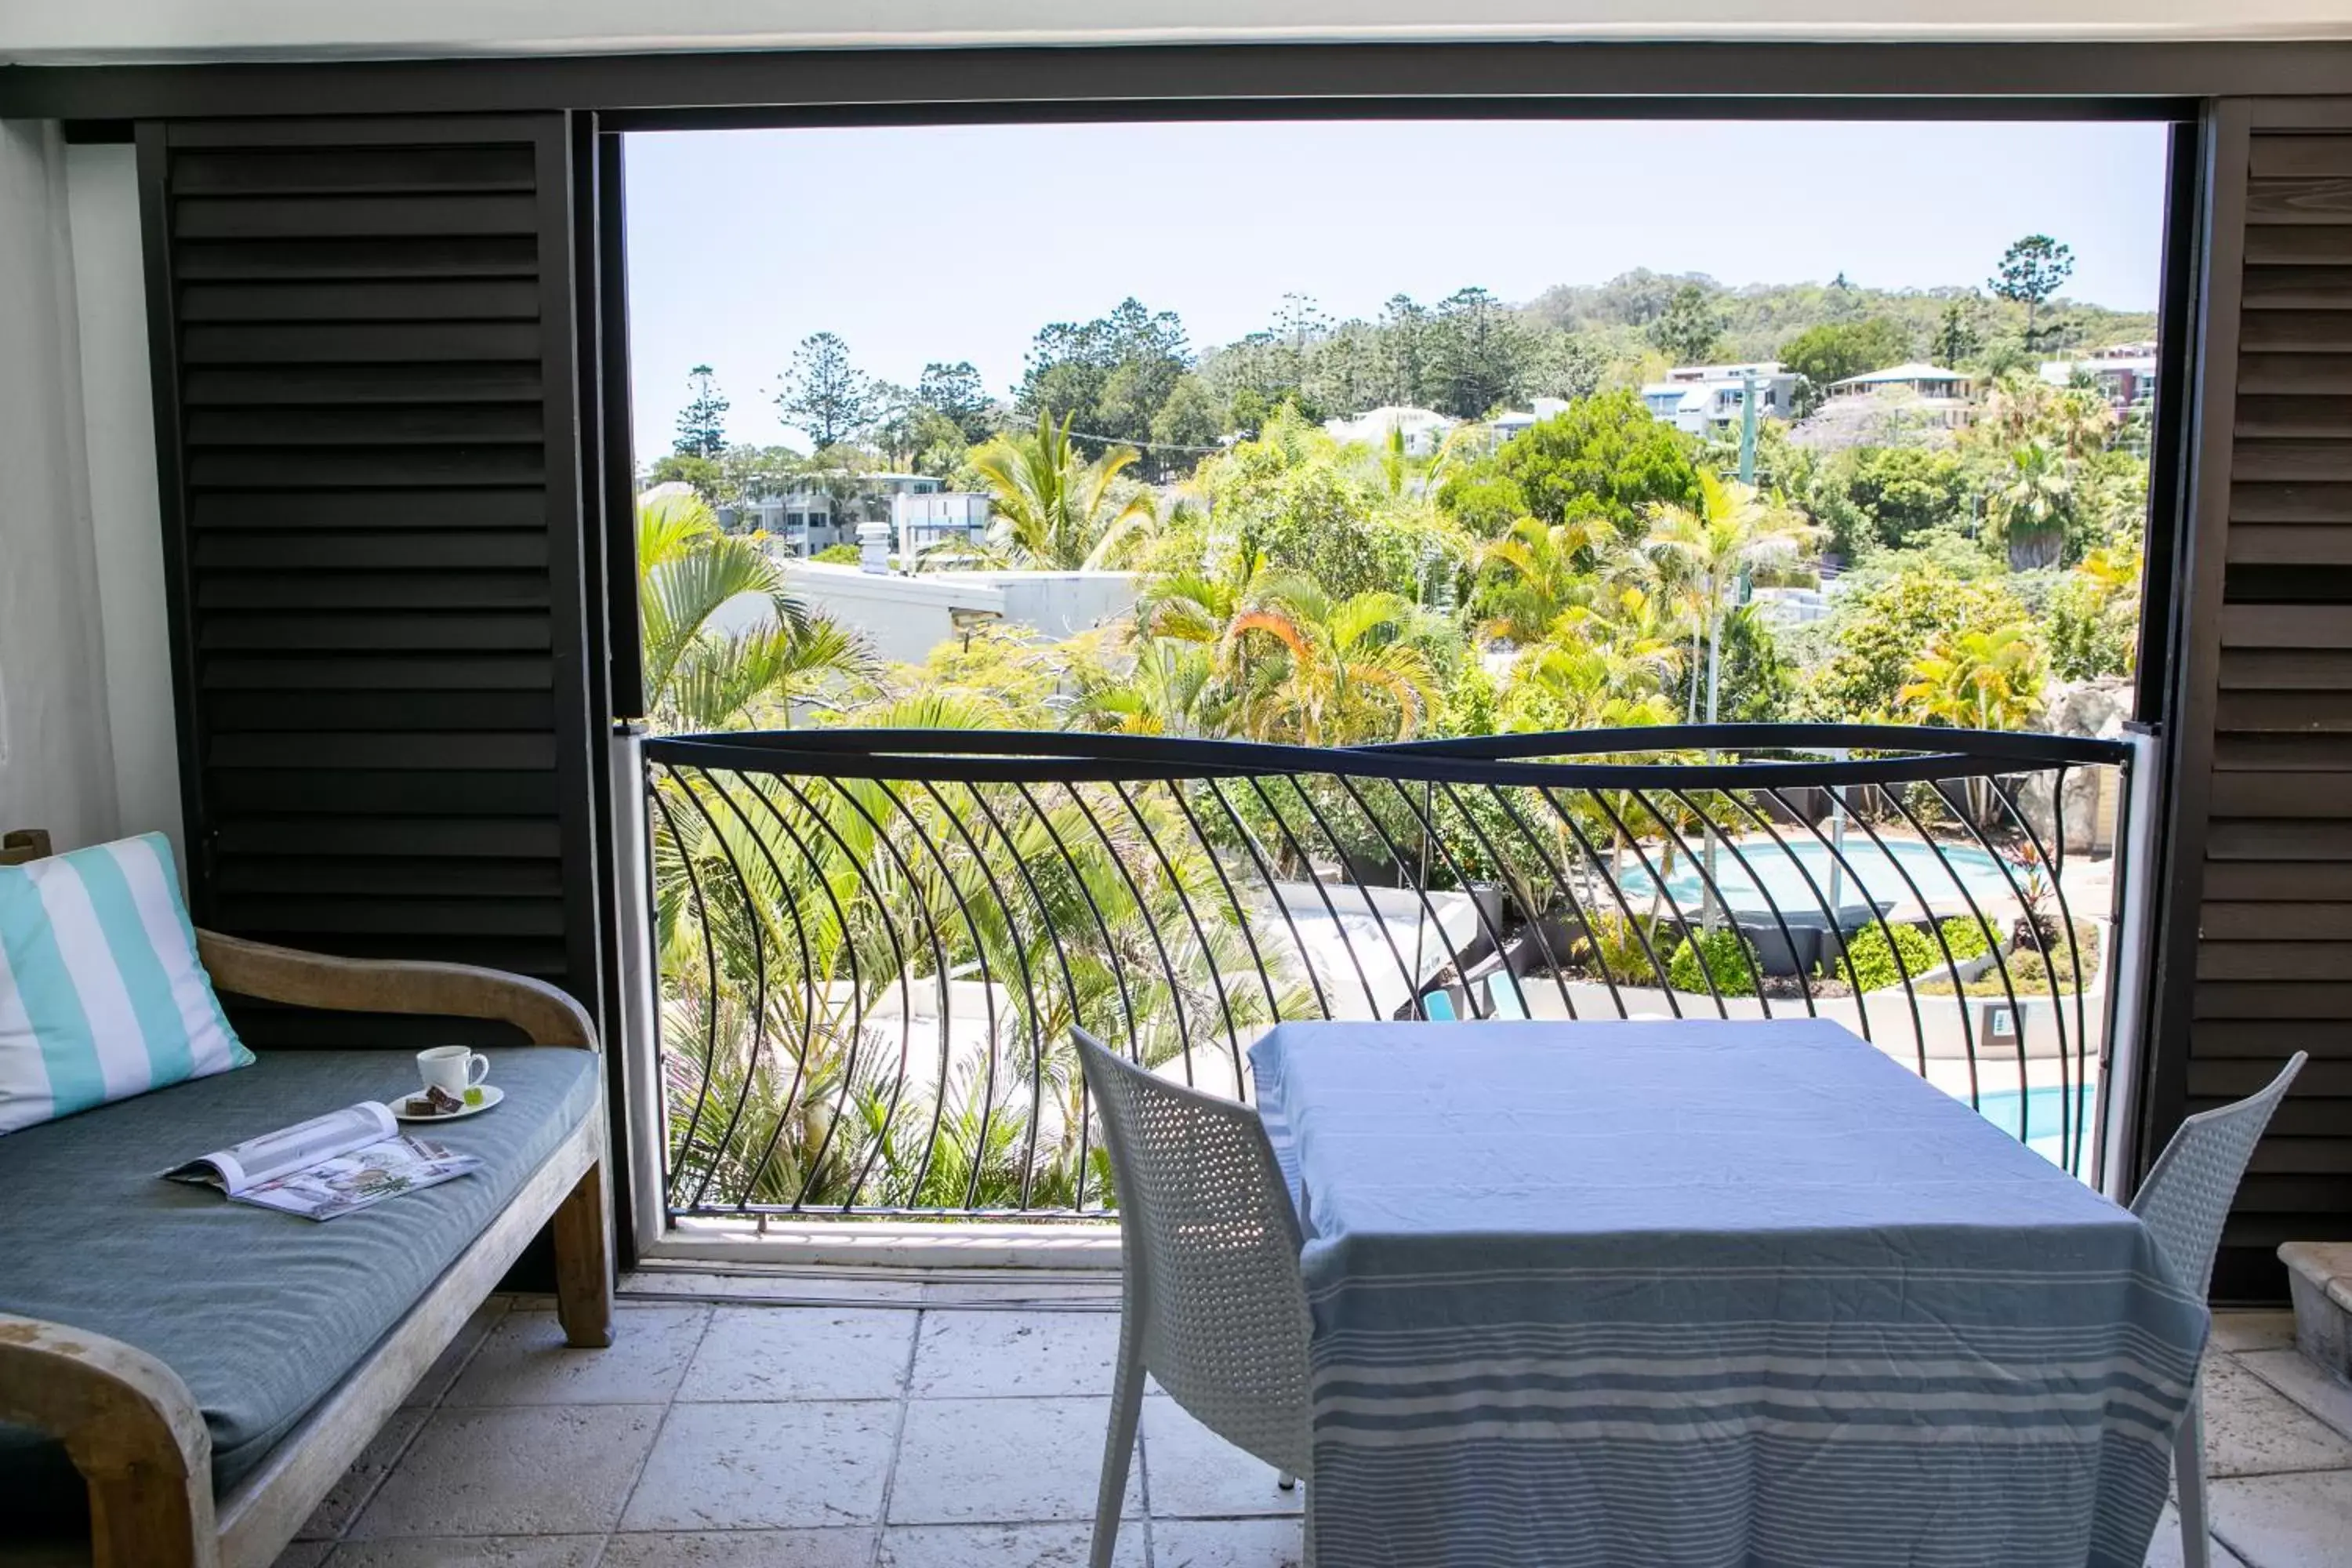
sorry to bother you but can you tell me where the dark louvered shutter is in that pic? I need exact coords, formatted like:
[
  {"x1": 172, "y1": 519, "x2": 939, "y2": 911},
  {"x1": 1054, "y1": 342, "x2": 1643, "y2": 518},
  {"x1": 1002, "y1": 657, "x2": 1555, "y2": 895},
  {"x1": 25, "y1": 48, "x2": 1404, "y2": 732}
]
[
  {"x1": 137, "y1": 116, "x2": 603, "y2": 1043},
  {"x1": 2154, "y1": 104, "x2": 2352, "y2": 1299}
]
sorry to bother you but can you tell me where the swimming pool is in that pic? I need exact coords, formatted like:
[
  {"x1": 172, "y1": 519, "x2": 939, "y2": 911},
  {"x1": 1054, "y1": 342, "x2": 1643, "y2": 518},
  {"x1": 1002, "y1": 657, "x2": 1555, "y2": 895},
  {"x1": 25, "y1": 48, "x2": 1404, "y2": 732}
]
[
  {"x1": 1962, "y1": 1081, "x2": 2098, "y2": 1168},
  {"x1": 1614, "y1": 835, "x2": 2023, "y2": 927}
]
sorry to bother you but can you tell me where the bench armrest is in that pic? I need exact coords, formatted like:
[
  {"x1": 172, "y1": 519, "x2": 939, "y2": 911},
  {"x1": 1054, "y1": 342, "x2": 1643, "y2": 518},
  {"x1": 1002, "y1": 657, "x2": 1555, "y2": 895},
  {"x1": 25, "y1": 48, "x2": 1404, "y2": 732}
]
[
  {"x1": 0, "y1": 1312, "x2": 217, "y2": 1566},
  {"x1": 196, "y1": 930, "x2": 596, "y2": 1049}
]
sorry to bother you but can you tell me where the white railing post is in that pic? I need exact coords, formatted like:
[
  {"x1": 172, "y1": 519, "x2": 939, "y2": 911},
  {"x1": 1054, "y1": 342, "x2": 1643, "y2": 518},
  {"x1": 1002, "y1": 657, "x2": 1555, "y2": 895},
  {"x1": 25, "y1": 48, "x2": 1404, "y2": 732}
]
[
  {"x1": 2098, "y1": 720, "x2": 2165, "y2": 1201},
  {"x1": 611, "y1": 720, "x2": 669, "y2": 1259}
]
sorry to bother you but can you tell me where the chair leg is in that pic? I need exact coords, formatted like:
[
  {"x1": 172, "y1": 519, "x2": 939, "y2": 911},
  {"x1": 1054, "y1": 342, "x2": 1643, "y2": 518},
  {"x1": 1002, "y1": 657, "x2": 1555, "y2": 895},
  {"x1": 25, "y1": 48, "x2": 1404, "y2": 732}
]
[
  {"x1": 1091, "y1": 1312, "x2": 1145, "y2": 1568},
  {"x1": 1278, "y1": 1469, "x2": 1298, "y2": 1490},
  {"x1": 2175, "y1": 1386, "x2": 2210, "y2": 1568},
  {"x1": 552, "y1": 1159, "x2": 614, "y2": 1349}
]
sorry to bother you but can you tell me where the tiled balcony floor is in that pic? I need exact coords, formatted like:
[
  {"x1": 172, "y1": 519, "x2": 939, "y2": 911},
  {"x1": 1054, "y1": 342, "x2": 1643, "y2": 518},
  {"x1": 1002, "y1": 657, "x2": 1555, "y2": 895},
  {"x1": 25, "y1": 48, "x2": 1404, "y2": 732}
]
[{"x1": 263, "y1": 1301, "x2": 2351, "y2": 1568}]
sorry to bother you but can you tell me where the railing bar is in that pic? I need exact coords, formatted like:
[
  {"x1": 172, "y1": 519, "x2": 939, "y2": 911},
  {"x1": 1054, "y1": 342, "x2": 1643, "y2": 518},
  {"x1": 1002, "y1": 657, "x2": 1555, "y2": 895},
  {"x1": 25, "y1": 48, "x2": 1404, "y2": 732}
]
[
  {"x1": 920, "y1": 779, "x2": 1045, "y2": 1212},
  {"x1": 1203, "y1": 775, "x2": 1334, "y2": 1022},
  {"x1": 1980, "y1": 773, "x2": 2088, "y2": 1174},
  {"x1": 1486, "y1": 785, "x2": 1610, "y2": 1018},
  {"x1": 1439, "y1": 782, "x2": 1578, "y2": 1021},
  {"x1": 1245, "y1": 776, "x2": 1383, "y2": 1020},
  {"x1": 764, "y1": 771, "x2": 916, "y2": 1213},
  {"x1": 1330, "y1": 773, "x2": 1487, "y2": 1019},
  {"x1": 738, "y1": 772, "x2": 869, "y2": 1214},
  {"x1": 967, "y1": 782, "x2": 1094, "y2": 1211},
  {"x1": 1165, "y1": 779, "x2": 1287, "y2": 1036},
  {"x1": 645, "y1": 768, "x2": 722, "y2": 1215},
  {"x1": 1285, "y1": 775, "x2": 1434, "y2": 1021},
  {"x1": 1730, "y1": 788, "x2": 1862, "y2": 1037},
  {"x1": 1886, "y1": 782, "x2": 2028, "y2": 1126},
  {"x1": 1668, "y1": 787, "x2": 1811, "y2": 1018},
  {"x1": 1540, "y1": 786, "x2": 1679, "y2": 1016},
  {"x1": 1386, "y1": 778, "x2": 1523, "y2": 1023},
  {"x1": 1778, "y1": 781, "x2": 1933, "y2": 1069},
  {"x1": 815, "y1": 775, "x2": 955, "y2": 1212},
  {"x1": 1918, "y1": 777, "x2": 2043, "y2": 1154},
  {"x1": 1014, "y1": 779, "x2": 1138, "y2": 1211},
  {"x1": 1062, "y1": 779, "x2": 1196, "y2": 1081},
  {"x1": 872, "y1": 778, "x2": 992, "y2": 1213},
  {"x1": 1847, "y1": 786, "x2": 1977, "y2": 1088},
  {"x1": 702, "y1": 767, "x2": 826, "y2": 1211},
  {"x1": 1635, "y1": 786, "x2": 1771, "y2": 1014},
  {"x1": 670, "y1": 766, "x2": 775, "y2": 1216},
  {"x1": 1112, "y1": 779, "x2": 1246, "y2": 1089},
  {"x1": 1592, "y1": 787, "x2": 1723, "y2": 1015}
]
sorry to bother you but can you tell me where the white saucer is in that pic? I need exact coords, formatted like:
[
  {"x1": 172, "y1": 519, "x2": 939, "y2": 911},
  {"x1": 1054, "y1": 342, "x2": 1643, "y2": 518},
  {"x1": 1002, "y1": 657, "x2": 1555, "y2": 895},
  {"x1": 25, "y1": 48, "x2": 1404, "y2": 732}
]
[{"x1": 392, "y1": 1084, "x2": 504, "y2": 1122}]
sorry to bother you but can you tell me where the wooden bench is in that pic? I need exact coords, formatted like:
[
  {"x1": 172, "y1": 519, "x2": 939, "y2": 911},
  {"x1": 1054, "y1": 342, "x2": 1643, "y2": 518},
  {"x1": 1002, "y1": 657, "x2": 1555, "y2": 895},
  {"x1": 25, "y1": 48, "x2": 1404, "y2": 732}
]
[{"x1": 0, "y1": 931, "x2": 613, "y2": 1568}]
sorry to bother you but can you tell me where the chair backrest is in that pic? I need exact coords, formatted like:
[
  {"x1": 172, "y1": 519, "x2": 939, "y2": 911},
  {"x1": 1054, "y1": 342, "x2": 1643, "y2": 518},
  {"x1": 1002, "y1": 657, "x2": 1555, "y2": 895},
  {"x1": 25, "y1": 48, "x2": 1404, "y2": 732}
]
[
  {"x1": 2130, "y1": 1052, "x2": 2307, "y2": 1300},
  {"x1": 1421, "y1": 989, "x2": 1457, "y2": 1022},
  {"x1": 1075, "y1": 1029, "x2": 1313, "y2": 1474},
  {"x1": 1487, "y1": 973, "x2": 1530, "y2": 1020}
]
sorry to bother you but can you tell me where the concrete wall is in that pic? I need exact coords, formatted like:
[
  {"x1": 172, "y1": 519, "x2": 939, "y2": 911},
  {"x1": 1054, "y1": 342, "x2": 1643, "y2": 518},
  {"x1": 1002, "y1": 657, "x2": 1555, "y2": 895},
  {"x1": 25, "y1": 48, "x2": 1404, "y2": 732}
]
[{"x1": 0, "y1": 124, "x2": 179, "y2": 863}]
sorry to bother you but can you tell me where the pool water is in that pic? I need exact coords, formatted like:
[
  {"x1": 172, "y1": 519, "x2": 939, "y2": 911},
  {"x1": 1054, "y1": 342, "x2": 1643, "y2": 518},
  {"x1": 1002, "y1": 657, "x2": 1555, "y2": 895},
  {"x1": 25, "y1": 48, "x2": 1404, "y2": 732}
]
[
  {"x1": 1617, "y1": 836, "x2": 2022, "y2": 924},
  {"x1": 1962, "y1": 1081, "x2": 2098, "y2": 1169}
]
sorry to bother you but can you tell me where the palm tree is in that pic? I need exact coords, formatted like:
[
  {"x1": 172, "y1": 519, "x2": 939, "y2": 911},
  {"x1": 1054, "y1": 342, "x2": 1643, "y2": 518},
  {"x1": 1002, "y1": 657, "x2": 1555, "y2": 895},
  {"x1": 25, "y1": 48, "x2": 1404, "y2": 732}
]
[
  {"x1": 1474, "y1": 514, "x2": 1622, "y2": 646},
  {"x1": 972, "y1": 411, "x2": 1156, "y2": 570},
  {"x1": 637, "y1": 485, "x2": 870, "y2": 731},
  {"x1": 1902, "y1": 624, "x2": 2049, "y2": 820},
  {"x1": 1220, "y1": 575, "x2": 1441, "y2": 746},
  {"x1": 1989, "y1": 441, "x2": 2074, "y2": 570},
  {"x1": 1642, "y1": 472, "x2": 1820, "y2": 727}
]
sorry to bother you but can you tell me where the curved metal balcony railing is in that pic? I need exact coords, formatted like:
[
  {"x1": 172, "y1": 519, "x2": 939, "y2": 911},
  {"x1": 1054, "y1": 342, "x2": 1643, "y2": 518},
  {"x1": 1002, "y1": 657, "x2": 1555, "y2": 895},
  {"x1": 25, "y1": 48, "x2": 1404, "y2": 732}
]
[{"x1": 640, "y1": 724, "x2": 2134, "y2": 1221}]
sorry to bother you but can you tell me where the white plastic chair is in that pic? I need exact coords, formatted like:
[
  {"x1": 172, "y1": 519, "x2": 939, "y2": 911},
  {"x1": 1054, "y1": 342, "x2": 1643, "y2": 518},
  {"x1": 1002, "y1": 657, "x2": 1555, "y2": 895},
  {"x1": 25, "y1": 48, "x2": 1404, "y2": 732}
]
[
  {"x1": 1075, "y1": 1028, "x2": 1315, "y2": 1568},
  {"x1": 2132, "y1": 1051, "x2": 2307, "y2": 1568}
]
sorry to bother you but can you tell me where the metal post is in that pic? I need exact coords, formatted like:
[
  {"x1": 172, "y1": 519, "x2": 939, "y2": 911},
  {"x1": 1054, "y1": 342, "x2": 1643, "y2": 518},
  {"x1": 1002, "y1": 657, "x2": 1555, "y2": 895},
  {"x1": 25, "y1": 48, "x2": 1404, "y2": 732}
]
[
  {"x1": 2099, "y1": 721, "x2": 2164, "y2": 1200},
  {"x1": 610, "y1": 719, "x2": 670, "y2": 1259}
]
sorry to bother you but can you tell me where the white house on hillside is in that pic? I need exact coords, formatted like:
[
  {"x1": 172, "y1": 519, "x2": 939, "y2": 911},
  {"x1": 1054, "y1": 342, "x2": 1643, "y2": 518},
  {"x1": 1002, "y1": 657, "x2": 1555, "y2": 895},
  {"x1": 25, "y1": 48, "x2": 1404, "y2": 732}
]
[
  {"x1": 1640, "y1": 361, "x2": 1800, "y2": 436},
  {"x1": 2041, "y1": 342, "x2": 2159, "y2": 419},
  {"x1": 1829, "y1": 362, "x2": 1976, "y2": 427},
  {"x1": 1490, "y1": 397, "x2": 1572, "y2": 441},
  {"x1": 731, "y1": 472, "x2": 950, "y2": 557},
  {"x1": 1322, "y1": 405, "x2": 1457, "y2": 455}
]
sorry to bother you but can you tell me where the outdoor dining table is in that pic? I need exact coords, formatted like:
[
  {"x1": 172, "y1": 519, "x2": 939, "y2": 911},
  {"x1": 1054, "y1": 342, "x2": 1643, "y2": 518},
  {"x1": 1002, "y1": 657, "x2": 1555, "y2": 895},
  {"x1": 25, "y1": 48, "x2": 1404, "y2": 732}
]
[{"x1": 1247, "y1": 1017, "x2": 2209, "y2": 1568}]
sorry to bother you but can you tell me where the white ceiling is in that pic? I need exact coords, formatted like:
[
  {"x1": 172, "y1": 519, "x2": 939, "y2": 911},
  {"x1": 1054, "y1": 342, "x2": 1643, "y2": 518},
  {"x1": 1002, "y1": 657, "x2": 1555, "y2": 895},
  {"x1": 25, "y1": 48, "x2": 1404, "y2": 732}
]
[{"x1": 6, "y1": 0, "x2": 2352, "y2": 65}]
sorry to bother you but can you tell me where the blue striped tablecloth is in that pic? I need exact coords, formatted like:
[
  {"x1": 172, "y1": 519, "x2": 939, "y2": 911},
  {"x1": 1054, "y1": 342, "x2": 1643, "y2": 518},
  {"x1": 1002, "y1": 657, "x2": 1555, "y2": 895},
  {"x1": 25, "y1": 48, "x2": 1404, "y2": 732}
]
[{"x1": 1247, "y1": 1018, "x2": 2207, "y2": 1568}]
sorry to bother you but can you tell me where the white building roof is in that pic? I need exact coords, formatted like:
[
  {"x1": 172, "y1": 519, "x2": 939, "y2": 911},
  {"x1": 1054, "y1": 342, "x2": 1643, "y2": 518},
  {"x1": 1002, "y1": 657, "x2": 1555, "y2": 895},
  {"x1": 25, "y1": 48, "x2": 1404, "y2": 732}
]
[{"x1": 1831, "y1": 362, "x2": 1970, "y2": 388}]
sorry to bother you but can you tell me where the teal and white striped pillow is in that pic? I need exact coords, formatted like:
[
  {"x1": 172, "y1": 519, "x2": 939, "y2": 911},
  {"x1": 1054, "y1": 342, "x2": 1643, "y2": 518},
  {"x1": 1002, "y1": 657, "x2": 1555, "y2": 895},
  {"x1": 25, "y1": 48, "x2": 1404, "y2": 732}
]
[{"x1": 0, "y1": 832, "x2": 252, "y2": 1134}]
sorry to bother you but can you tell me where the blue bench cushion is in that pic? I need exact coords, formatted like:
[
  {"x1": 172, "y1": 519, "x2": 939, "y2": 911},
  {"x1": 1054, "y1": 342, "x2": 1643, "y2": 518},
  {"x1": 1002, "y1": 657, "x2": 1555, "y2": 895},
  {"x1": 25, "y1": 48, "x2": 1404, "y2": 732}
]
[{"x1": 0, "y1": 1045, "x2": 599, "y2": 1521}]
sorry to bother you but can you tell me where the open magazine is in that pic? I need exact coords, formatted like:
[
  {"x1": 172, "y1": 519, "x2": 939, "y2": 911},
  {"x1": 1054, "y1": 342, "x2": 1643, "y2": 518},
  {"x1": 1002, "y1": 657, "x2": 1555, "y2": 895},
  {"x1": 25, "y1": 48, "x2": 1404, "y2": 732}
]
[{"x1": 165, "y1": 1102, "x2": 481, "y2": 1221}]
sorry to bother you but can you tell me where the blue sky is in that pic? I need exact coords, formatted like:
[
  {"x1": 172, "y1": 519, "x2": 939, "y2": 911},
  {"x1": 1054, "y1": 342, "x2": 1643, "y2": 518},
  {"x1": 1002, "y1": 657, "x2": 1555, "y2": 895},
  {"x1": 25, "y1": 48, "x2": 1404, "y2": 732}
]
[{"x1": 623, "y1": 118, "x2": 2170, "y2": 456}]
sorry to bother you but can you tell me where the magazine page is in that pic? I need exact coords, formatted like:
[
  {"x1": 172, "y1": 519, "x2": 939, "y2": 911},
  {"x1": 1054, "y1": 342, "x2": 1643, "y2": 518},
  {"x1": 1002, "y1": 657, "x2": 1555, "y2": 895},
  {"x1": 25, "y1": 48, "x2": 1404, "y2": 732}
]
[
  {"x1": 232, "y1": 1135, "x2": 482, "y2": 1221},
  {"x1": 164, "y1": 1102, "x2": 397, "y2": 1196}
]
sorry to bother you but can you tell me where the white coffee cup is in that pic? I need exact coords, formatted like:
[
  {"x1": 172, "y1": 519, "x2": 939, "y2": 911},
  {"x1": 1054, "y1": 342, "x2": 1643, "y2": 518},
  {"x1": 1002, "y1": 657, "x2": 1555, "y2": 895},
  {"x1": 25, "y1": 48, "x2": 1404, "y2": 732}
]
[{"x1": 418, "y1": 1045, "x2": 491, "y2": 1098}]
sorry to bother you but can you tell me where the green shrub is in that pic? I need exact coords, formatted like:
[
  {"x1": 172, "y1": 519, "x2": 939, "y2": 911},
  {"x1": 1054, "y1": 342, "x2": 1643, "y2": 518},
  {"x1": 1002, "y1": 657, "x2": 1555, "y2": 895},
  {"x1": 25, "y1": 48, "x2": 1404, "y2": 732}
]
[
  {"x1": 811, "y1": 543, "x2": 860, "y2": 564},
  {"x1": 1939, "y1": 915, "x2": 1996, "y2": 962},
  {"x1": 1668, "y1": 926, "x2": 1760, "y2": 996},
  {"x1": 1832, "y1": 922, "x2": 1940, "y2": 991}
]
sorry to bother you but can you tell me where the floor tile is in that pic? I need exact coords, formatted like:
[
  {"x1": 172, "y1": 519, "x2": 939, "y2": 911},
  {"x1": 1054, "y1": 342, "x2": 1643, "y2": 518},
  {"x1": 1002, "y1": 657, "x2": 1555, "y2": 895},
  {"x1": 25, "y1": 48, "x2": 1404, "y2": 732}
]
[
  {"x1": 889, "y1": 1396, "x2": 1140, "y2": 1524},
  {"x1": 2212, "y1": 1469, "x2": 2352, "y2": 1568},
  {"x1": 2238, "y1": 1348, "x2": 2352, "y2": 1443},
  {"x1": 1152, "y1": 1518, "x2": 1307, "y2": 1568},
  {"x1": 601, "y1": 1529, "x2": 876, "y2": 1566},
  {"x1": 348, "y1": 1404, "x2": 663, "y2": 1538},
  {"x1": 2211, "y1": 1312, "x2": 2299, "y2": 1356},
  {"x1": 2201, "y1": 1357, "x2": 2352, "y2": 1478},
  {"x1": 879, "y1": 1523, "x2": 1144, "y2": 1566},
  {"x1": 323, "y1": 1539, "x2": 606, "y2": 1568},
  {"x1": 1141, "y1": 1399, "x2": 1301, "y2": 1519},
  {"x1": 622, "y1": 1269, "x2": 927, "y2": 1305},
  {"x1": 677, "y1": 1305, "x2": 915, "y2": 1402},
  {"x1": 448, "y1": 1305, "x2": 709, "y2": 1406},
  {"x1": 401, "y1": 1298, "x2": 514, "y2": 1411},
  {"x1": 2142, "y1": 1503, "x2": 2247, "y2": 1568},
  {"x1": 299, "y1": 1407, "x2": 430, "y2": 1540},
  {"x1": 908, "y1": 1309, "x2": 1123, "y2": 1399},
  {"x1": 619, "y1": 1399, "x2": 898, "y2": 1532}
]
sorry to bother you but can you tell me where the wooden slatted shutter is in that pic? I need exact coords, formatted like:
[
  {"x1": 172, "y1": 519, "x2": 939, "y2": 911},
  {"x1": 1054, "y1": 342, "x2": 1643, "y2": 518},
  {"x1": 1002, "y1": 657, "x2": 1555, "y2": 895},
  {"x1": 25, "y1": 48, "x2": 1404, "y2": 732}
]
[
  {"x1": 137, "y1": 115, "x2": 603, "y2": 1042},
  {"x1": 2154, "y1": 102, "x2": 2352, "y2": 1299}
]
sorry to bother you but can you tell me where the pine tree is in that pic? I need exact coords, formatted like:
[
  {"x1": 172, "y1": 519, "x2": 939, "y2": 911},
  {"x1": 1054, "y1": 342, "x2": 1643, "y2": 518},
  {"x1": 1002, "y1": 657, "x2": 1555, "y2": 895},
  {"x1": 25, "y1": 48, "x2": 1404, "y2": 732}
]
[
  {"x1": 672, "y1": 364, "x2": 730, "y2": 458},
  {"x1": 1991, "y1": 235, "x2": 2076, "y2": 350},
  {"x1": 775, "y1": 332, "x2": 879, "y2": 451}
]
